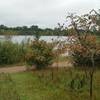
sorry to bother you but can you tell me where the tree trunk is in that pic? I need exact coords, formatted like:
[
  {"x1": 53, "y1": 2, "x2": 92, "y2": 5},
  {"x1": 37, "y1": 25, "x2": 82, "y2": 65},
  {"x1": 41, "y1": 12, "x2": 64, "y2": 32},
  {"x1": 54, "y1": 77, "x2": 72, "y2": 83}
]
[
  {"x1": 90, "y1": 72, "x2": 93, "y2": 100},
  {"x1": 51, "y1": 68, "x2": 54, "y2": 80},
  {"x1": 90, "y1": 53, "x2": 95, "y2": 100}
]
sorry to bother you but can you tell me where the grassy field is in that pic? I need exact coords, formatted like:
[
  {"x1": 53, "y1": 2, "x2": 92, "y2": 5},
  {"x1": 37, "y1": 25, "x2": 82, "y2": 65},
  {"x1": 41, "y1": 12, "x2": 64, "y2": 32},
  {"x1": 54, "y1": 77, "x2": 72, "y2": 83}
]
[{"x1": 0, "y1": 68, "x2": 100, "y2": 100}]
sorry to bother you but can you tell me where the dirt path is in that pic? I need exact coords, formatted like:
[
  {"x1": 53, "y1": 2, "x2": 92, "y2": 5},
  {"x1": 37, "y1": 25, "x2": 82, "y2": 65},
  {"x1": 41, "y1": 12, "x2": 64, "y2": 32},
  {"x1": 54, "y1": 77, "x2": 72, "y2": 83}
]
[
  {"x1": 0, "y1": 62, "x2": 72, "y2": 73},
  {"x1": 0, "y1": 66, "x2": 27, "y2": 73}
]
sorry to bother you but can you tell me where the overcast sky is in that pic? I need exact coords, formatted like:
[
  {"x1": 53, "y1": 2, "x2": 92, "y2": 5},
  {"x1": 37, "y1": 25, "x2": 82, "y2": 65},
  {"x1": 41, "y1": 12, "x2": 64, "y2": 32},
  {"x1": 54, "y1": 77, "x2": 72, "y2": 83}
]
[{"x1": 0, "y1": 0, "x2": 100, "y2": 28}]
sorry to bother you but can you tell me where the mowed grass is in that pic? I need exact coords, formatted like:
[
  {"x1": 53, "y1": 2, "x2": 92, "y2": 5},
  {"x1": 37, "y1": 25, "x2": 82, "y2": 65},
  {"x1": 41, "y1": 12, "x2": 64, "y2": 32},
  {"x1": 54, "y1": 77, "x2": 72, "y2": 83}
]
[{"x1": 0, "y1": 68, "x2": 100, "y2": 100}]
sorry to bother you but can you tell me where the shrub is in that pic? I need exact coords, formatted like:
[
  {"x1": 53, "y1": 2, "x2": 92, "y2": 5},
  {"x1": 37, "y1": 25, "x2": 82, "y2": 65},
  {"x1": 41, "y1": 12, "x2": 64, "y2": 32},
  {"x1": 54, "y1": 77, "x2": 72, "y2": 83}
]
[
  {"x1": 26, "y1": 40, "x2": 55, "y2": 69},
  {"x1": 0, "y1": 41, "x2": 27, "y2": 65},
  {"x1": 70, "y1": 35, "x2": 100, "y2": 67}
]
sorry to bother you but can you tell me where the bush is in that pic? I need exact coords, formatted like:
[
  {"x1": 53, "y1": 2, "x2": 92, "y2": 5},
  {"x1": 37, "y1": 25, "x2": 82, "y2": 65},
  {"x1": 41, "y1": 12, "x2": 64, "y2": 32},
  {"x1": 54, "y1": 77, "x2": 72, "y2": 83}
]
[
  {"x1": 26, "y1": 40, "x2": 55, "y2": 69},
  {"x1": 0, "y1": 41, "x2": 27, "y2": 65},
  {"x1": 71, "y1": 35, "x2": 100, "y2": 67},
  {"x1": 72, "y1": 46, "x2": 100, "y2": 67}
]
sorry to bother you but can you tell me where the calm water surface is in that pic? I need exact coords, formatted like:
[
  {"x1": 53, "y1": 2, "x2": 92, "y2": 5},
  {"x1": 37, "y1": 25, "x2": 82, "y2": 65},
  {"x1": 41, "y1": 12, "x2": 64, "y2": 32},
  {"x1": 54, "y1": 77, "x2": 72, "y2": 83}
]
[{"x1": 0, "y1": 36, "x2": 69, "y2": 43}]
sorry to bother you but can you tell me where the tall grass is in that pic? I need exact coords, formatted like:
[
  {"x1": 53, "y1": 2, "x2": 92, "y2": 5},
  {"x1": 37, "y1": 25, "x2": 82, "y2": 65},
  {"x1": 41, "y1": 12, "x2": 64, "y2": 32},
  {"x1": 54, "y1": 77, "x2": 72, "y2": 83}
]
[
  {"x1": 0, "y1": 73, "x2": 20, "y2": 100},
  {"x1": 0, "y1": 41, "x2": 27, "y2": 66},
  {"x1": 0, "y1": 68, "x2": 99, "y2": 100}
]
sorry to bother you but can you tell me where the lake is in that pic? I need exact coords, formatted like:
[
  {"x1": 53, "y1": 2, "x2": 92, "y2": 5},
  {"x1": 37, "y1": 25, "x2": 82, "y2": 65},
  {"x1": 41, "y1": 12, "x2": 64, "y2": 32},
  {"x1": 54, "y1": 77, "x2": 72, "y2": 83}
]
[{"x1": 0, "y1": 36, "x2": 69, "y2": 43}]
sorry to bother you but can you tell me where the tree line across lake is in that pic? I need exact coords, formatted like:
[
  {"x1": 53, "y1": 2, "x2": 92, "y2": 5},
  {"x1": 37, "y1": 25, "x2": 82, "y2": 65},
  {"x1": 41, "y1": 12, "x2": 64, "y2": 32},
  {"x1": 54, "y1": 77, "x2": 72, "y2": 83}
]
[
  {"x1": 0, "y1": 24, "x2": 100, "y2": 36},
  {"x1": 0, "y1": 24, "x2": 68, "y2": 36}
]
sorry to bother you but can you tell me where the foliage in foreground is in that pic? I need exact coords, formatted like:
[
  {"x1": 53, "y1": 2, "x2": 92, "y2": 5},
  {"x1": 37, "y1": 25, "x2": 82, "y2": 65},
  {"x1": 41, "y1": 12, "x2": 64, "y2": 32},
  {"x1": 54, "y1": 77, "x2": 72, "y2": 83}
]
[
  {"x1": 71, "y1": 35, "x2": 100, "y2": 67},
  {"x1": 64, "y1": 9, "x2": 100, "y2": 67},
  {"x1": 0, "y1": 68, "x2": 100, "y2": 100}
]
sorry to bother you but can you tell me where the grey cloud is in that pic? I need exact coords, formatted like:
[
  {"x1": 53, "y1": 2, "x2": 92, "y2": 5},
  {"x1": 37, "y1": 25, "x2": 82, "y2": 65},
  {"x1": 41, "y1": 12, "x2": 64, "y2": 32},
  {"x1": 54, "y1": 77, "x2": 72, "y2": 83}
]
[{"x1": 0, "y1": 0, "x2": 99, "y2": 28}]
